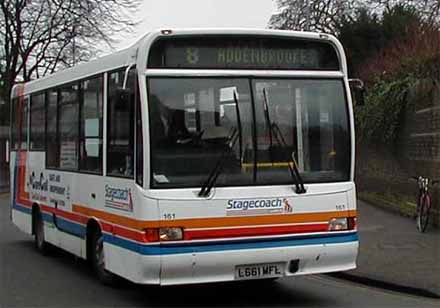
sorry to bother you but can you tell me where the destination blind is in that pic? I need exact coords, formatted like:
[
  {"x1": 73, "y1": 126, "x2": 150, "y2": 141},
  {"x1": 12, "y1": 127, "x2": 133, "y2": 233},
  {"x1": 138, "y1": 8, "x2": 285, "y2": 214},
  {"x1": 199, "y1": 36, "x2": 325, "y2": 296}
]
[{"x1": 148, "y1": 36, "x2": 340, "y2": 70}]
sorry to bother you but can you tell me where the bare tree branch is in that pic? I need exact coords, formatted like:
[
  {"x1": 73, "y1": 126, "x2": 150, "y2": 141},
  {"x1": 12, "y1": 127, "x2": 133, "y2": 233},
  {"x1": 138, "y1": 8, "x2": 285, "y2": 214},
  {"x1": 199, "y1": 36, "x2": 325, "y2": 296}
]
[{"x1": 0, "y1": 0, "x2": 141, "y2": 105}]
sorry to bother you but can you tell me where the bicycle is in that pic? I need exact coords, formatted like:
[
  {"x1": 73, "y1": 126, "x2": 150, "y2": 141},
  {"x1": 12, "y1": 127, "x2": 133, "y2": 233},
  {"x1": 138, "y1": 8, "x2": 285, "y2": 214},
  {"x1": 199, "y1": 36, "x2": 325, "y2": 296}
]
[{"x1": 411, "y1": 176, "x2": 438, "y2": 232}]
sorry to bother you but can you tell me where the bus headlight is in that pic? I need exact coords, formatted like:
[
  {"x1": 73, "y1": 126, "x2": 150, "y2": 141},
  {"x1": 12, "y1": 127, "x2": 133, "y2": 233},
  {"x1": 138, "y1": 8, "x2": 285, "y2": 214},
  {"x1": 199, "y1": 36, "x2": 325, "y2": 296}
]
[
  {"x1": 328, "y1": 218, "x2": 348, "y2": 231},
  {"x1": 159, "y1": 227, "x2": 184, "y2": 241}
]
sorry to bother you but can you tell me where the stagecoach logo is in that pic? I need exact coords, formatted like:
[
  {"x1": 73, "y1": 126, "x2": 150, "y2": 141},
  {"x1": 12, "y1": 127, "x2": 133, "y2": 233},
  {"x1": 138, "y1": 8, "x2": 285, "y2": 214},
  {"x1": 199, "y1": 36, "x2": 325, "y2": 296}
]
[
  {"x1": 226, "y1": 198, "x2": 293, "y2": 216},
  {"x1": 105, "y1": 185, "x2": 133, "y2": 212},
  {"x1": 283, "y1": 198, "x2": 293, "y2": 213}
]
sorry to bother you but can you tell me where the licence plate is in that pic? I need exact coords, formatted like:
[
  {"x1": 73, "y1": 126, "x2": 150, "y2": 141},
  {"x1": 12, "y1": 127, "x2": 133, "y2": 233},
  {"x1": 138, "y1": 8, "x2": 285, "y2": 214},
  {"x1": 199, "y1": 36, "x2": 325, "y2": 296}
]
[{"x1": 235, "y1": 262, "x2": 285, "y2": 280}]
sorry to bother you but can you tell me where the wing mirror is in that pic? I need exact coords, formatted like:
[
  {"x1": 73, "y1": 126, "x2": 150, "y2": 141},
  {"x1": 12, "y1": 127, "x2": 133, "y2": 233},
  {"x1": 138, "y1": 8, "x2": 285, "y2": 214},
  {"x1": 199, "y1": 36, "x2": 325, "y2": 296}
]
[{"x1": 349, "y1": 79, "x2": 366, "y2": 106}]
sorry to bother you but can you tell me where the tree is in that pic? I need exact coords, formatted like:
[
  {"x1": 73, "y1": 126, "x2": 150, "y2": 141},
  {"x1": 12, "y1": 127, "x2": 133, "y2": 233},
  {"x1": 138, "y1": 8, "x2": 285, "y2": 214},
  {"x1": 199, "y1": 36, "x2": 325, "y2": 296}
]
[
  {"x1": 381, "y1": 3, "x2": 422, "y2": 41},
  {"x1": 337, "y1": 8, "x2": 384, "y2": 76},
  {"x1": 0, "y1": 0, "x2": 140, "y2": 125},
  {"x1": 337, "y1": 3, "x2": 424, "y2": 77},
  {"x1": 268, "y1": 1, "x2": 439, "y2": 33},
  {"x1": 368, "y1": 0, "x2": 440, "y2": 24},
  {"x1": 268, "y1": 0, "x2": 361, "y2": 34}
]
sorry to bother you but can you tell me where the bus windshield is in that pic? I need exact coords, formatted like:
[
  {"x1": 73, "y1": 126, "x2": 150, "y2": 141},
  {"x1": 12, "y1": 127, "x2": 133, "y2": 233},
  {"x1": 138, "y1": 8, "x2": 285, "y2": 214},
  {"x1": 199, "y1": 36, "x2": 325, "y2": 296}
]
[{"x1": 148, "y1": 78, "x2": 350, "y2": 189}]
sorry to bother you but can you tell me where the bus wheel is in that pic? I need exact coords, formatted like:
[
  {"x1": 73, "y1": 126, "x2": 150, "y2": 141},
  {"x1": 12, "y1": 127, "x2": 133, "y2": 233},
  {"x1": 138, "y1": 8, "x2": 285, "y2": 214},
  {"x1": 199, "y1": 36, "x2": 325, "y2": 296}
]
[
  {"x1": 34, "y1": 209, "x2": 50, "y2": 255},
  {"x1": 91, "y1": 230, "x2": 117, "y2": 286}
]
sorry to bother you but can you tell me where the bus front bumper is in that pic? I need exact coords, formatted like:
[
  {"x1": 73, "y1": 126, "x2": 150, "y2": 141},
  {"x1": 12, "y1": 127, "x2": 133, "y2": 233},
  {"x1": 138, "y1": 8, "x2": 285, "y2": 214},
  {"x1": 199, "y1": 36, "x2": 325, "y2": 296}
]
[{"x1": 105, "y1": 232, "x2": 358, "y2": 285}]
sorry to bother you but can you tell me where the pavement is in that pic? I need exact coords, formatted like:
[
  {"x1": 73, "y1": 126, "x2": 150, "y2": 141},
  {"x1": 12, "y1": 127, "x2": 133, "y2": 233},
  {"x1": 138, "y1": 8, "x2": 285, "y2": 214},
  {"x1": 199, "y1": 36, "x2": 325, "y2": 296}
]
[{"x1": 337, "y1": 199, "x2": 440, "y2": 297}]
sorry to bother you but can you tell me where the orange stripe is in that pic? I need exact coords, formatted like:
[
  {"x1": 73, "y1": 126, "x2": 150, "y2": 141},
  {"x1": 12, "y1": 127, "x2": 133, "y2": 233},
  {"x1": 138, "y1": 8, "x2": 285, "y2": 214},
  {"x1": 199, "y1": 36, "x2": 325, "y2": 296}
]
[{"x1": 73, "y1": 204, "x2": 356, "y2": 230}]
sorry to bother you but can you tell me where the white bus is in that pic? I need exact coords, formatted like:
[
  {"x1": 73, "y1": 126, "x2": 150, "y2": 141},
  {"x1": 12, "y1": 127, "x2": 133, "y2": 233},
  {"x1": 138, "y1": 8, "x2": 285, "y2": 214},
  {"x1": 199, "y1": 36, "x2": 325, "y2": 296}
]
[{"x1": 10, "y1": 29, "x2": 360, "y2": 286}]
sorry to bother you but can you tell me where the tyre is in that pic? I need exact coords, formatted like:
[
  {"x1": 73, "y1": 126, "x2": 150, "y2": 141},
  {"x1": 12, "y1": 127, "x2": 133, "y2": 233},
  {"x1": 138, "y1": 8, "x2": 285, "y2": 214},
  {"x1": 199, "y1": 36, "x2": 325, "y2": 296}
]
[
  {"x1": 417, "y1": 194, "x2": 430, "y2": 232},
  {"x1": 91, "y1": 230, "x2": 117, "y2": 286},
  {"x1": 34, "y1": 209, "x2": 50, "y2": 255}
]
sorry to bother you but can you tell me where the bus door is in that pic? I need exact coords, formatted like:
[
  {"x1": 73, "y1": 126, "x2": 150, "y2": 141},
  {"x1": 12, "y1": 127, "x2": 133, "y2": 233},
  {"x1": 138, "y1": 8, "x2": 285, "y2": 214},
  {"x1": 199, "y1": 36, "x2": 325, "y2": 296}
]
[{"x1": 105, "y1": 67, "x2": 139, "y2": 213}]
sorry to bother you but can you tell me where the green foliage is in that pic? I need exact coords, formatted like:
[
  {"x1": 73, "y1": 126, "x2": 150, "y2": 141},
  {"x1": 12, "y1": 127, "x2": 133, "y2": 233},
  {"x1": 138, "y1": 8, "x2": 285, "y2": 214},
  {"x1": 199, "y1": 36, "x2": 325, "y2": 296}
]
[
  {"x1": 382, "y1": 4, "x2": 421, "y2": 42},
  {"x1": 337, "y1": 4, "x2": 422, "y2": 76},
  {"x1": 337, "y1": 8, "x2": 384, "y2": 76},
  {"x1": 355, "y1": 76, "x2": 415, "y2": 144}
]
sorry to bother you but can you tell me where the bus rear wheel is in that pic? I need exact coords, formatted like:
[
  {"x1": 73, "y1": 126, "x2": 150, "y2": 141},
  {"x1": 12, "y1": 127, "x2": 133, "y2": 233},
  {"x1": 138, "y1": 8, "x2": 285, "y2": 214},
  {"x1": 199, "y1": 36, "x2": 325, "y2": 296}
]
[
  {"x1": 91, "y1": 230, "x2": 117, "y2": 286},
  {"x1": 34, "y1": 209, "x2": 50, "y2": 255}
]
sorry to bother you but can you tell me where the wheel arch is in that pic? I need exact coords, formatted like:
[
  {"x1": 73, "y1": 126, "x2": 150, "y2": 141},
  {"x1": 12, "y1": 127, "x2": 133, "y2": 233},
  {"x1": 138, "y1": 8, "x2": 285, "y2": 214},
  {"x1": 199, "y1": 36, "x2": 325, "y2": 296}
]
[
  {"x1": 31, "y1": 203, "x2": 40, "y2": 235},
  {"x1": 86, "y1": 218, "x2": 103, "y2": 261}
]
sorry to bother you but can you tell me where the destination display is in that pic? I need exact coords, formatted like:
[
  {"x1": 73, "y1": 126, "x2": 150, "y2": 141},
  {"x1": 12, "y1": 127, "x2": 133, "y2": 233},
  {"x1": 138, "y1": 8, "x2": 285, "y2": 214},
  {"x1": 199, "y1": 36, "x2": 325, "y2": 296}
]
[{"x1": 148, "y1": 36, "x2": 340, "y2": 70}]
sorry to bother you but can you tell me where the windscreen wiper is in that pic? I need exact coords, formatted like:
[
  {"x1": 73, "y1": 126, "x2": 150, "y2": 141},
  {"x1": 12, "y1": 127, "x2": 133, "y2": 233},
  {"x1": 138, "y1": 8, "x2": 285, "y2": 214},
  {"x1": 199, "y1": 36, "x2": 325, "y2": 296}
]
[
  {"x1": 198, "y1": 91, "x2": 243, "y2": 197},
  {"x1": 198, "y1": 128, "x2": 239, "y2": 197},
  {"x1": 272, "y1": 123, "x2": 306, "y2": 194},
  {"x1": 262, "y1": 88, "x2": 306, "y2": 194}
]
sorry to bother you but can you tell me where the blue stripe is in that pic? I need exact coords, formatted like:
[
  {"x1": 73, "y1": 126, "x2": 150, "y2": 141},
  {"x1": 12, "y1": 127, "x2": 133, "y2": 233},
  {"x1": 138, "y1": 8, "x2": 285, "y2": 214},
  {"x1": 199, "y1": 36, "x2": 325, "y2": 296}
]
[
  {"x1": 55, "y1": 217, "x2": 86, "y2": 238},
  {"x1": 104, "y1": 232, "x2": 358, "y2": 255},
  {"x1": 13, "y1": 203, "x2": 85, "y2": 238},
  {"x1": 13, "y1": 203, "x2": 32, "y2": 215},
  {"x1": 13, "y1": 203, "x2": 52, "y2": 222},
  {"x1": 42, "y1": 212, "x2": 53, "y2": 223}
]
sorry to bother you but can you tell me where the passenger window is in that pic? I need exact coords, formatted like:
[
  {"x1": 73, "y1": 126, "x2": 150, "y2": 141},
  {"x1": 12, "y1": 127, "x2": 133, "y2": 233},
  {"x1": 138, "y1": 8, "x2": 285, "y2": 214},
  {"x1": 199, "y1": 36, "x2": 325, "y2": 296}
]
[
  {"x1": 10, "y1": 98, "x2": 19, "y2": 150},
  {"x1": 136, "y1": 79, "x2": 143, "y2": 186},
  {"x1": 46, "y1": 89, "x2": 59, "y2": 168},
  {"x1": 20, "y1": 97, "x2": 29, "y2": 150},
  {"x1": 80, "y1": 76, "x2": 103, "y2": 173},
  {"x1": 58, "y1": 83, "x2": 79, "y2": 170},
  {"x1": 30, "y1": 93, "x2": 46, "y2": 150},
  {"x1": 107, "y1": 68, "x2": 135, "y2": 177}
]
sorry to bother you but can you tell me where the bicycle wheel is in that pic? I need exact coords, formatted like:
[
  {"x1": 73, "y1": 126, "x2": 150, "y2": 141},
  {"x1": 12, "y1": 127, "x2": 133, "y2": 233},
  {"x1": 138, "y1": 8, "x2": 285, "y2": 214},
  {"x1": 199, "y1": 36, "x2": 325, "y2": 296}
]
[{"x1": 417, "y1": 194, "x2": 431, "y2": 232}]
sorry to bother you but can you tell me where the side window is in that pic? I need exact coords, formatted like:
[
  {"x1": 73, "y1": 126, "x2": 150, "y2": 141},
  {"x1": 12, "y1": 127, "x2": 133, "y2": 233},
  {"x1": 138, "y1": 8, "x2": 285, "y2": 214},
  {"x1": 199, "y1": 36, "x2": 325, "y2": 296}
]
[
  {"x1": 58, "y1": 83, "x2": 79, "y2": 170},
  {"x1": 46, "y1": 89, "x2": 59, "y2": 168},
  {"x1": 80, "y1": 76, "x2": 103, "y2": 173},
  {"x1": 10, "y1": 98, "x2": 18, "y2": 150},
  {"x1": 135, "y1": 79, "x2": 143, "y2": 186},
  {"x1": 20, "y1": 97, "x2": 29, "y2": 150},
  {"x1": 107, "y1": 68, "x2": 135, "y2": 177},
  {"x1": 30, "y1": 93, "x2": 46, "y2": 150}
]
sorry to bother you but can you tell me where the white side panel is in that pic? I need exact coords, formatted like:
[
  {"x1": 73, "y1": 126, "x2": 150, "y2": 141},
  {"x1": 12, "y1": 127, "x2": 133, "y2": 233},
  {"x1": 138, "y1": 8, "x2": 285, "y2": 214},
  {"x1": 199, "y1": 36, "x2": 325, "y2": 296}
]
[
  {"x1": 58, "y1": 231, "x2": 85, "y2": 258},
  {"x1": 43, "y1": 221, "x2": 59, "y2": 247},
  {"x1": 12, "y1": 209, "x2": 32, "y2": 235},
  {"x1": 347, "y1": 185, "x2": 357, "y2": 211}
]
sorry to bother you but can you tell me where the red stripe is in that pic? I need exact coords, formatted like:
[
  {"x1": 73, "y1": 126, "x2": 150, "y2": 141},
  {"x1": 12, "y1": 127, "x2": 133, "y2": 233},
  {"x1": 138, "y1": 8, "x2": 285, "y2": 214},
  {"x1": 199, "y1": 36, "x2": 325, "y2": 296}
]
[
  {"x1": 38, "y1": 201, "x2": 145, "y2": 242},
  {"x1": 184, "y1": 223, "x2": 329, "y2": 240},
  {"x1": 40, "y1": 205, "x2": 88, "y2": 225},
  {"x1": 112, "y1": 224, "x2": 145, "y2": 242}
]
